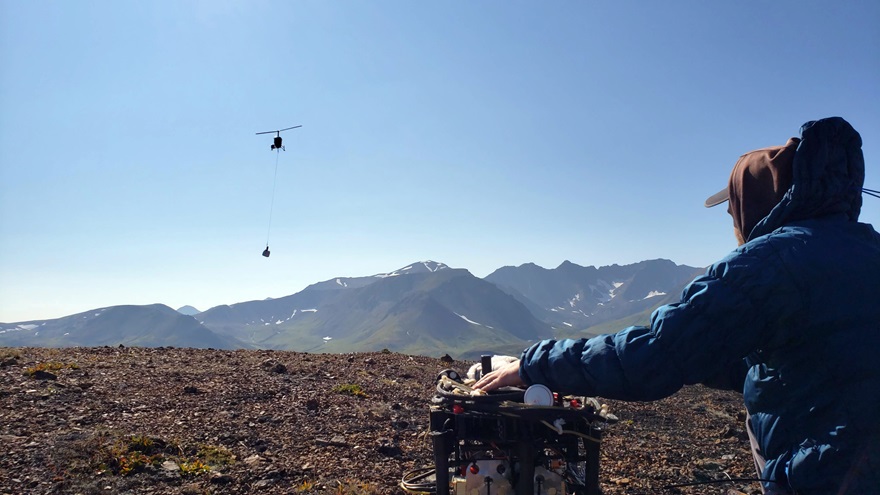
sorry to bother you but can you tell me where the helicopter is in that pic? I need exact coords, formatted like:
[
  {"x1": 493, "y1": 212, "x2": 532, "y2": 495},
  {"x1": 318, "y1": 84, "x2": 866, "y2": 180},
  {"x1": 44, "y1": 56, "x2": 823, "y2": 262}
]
[{"x1": 256, "y1": 125, "x2": 302, "y2": 151}]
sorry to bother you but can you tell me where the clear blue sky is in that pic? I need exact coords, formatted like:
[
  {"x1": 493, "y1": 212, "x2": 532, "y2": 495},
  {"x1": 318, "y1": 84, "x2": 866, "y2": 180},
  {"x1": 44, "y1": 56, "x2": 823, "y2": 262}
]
[{"x1": 2, "y1": 1, "x2": 878, "y2": 322}]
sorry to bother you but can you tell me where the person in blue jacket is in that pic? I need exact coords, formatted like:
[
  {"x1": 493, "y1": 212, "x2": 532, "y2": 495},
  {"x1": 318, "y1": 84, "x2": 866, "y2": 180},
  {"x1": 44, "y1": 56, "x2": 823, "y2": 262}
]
[{"x1": 474, "y1": 117, "x2": 880, "y2": 494}]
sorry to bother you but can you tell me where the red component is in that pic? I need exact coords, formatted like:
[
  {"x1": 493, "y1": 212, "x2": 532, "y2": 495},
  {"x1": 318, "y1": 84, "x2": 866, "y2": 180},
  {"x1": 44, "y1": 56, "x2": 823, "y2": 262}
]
[
  {"x1": 569, "y1": 399, "x2": 581, "y2": 408},
  {"x1": 469, "y1": 464, "x2": 479, "y2": 474},
  {"x1": 452, "y1": 404, "x2": 464, "y2": 414}
]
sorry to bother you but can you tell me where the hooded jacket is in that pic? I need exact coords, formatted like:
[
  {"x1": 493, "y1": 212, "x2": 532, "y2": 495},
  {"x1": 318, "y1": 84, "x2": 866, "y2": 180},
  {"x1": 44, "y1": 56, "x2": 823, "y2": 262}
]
[{"x1": 518, "y1": 117, "x2": 880, "y2": 494}]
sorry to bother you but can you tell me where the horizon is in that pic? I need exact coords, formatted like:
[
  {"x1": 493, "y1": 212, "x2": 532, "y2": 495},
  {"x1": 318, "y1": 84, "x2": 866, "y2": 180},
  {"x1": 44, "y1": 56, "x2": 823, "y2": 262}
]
[
  {"x1": 2, "y1": 256, "x2": 697, "y2": 323},
  {"x1": 2, "y1": 2, "x2": 878, "y2": 322}
]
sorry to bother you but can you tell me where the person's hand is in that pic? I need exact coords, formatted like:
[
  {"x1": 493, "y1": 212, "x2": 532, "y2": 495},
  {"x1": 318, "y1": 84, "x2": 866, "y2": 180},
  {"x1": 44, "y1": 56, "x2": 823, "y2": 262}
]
[{"x1": 472, "y1": 359, "x2": 525, "y2": 391}]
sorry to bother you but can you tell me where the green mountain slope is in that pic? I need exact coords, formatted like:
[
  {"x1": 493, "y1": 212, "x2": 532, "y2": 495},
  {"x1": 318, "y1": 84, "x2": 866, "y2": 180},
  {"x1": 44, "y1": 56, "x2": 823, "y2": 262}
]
[{"x1": 0, "y1": 304, "x2": 244, "y2": 349}]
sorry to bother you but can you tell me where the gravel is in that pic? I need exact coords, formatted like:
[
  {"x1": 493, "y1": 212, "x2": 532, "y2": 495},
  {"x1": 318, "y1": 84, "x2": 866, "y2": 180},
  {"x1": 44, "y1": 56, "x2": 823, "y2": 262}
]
[{"x1": 0, "y1": 347, "x2": 760, "y2": 494}]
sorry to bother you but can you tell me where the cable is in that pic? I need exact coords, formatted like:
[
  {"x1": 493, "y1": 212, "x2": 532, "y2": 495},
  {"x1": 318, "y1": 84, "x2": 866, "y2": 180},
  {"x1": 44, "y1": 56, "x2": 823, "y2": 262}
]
[
  {"x1": 662, "y1": 477, "x2": 774, "y2": 489},
  {"x1": 539, "y1": 420, "x2": 601, "y2": 444},
  {"x1": 400, "y1": 467, "x2": 436, "y2": 494},
  {"x1": 435, "y1": 378, "x2": 525, "y2": 403},
  {"x1": 265, "y1": 149, "x2": 281, "y2": 248}
]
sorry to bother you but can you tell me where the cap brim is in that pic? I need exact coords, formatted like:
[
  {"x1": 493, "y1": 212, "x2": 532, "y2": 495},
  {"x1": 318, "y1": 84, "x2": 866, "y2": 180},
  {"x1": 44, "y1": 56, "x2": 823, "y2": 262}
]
[{"x1": 704, "y1": 188, "x2": 729, "y2": 208}]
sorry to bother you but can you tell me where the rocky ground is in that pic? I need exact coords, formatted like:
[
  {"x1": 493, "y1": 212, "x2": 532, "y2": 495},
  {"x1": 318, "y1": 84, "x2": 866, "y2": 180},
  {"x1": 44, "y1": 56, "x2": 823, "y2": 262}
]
[{"x1": 1, "y1": 347, "x2": 761, "y2": 495}]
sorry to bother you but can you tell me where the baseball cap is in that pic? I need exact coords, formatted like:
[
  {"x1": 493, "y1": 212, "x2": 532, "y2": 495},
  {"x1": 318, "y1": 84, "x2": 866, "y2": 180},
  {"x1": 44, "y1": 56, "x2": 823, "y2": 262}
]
[
  {"x1": 704, "y1": 187, "x2": 729, "y2": 208},
  {"x1": 704, "y1": 138, "x2": 800, "y2": 208}
]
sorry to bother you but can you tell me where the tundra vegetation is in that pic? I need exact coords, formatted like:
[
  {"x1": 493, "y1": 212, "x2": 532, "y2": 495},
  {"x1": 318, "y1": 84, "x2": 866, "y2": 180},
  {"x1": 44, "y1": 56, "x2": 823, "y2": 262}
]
[{"x1": 0, "y1": 346, "x2": 760, "y2": 494}]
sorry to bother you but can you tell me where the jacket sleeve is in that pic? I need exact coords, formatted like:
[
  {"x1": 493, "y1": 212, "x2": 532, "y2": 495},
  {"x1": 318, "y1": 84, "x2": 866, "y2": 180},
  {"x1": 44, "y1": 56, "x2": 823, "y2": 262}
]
[{"x1": 518, "y1": 241, "x2": 804, "y2": 401}]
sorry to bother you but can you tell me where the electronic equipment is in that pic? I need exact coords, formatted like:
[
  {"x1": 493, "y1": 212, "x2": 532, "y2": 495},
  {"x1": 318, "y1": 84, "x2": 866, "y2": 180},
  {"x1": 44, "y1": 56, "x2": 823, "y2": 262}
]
[{"x1": 406, "y1": 357, "x2": 617, "y2": 495}]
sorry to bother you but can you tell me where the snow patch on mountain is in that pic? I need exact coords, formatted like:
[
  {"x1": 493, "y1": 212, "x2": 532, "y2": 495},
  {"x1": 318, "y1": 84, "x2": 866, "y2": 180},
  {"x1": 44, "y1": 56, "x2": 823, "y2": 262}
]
[
  {"x1": 454, "y1": 313, "x2": 494, "y2": 329},
  {"x1": 604, "y1": 281, "x2": 625, "y2": 301},
  {"x1": 421, "y1": 261, "x2": 446, "y2": 272},
  {"x1": 374, "y1": 261, "x2": 449, "y2": 278}
]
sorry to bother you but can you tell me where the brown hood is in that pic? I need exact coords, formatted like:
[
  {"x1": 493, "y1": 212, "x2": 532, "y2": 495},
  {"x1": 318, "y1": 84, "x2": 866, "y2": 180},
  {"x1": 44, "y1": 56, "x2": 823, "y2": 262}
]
[{"x1": 728, "y1": 137, "x2": 800, "y2": 240}]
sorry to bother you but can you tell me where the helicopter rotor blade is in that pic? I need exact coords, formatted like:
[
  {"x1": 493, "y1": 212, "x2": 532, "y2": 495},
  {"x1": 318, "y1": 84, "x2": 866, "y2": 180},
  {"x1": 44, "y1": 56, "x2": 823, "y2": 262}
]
[{"x1": 256, "y1": 125, "x2": 301, "y2": 135}]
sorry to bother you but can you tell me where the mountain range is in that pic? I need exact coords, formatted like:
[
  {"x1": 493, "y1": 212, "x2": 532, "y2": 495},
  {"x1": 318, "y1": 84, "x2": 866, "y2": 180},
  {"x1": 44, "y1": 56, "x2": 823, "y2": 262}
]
[{"x1": 0, "y1": 259, "x2": 704, "y2": 359}]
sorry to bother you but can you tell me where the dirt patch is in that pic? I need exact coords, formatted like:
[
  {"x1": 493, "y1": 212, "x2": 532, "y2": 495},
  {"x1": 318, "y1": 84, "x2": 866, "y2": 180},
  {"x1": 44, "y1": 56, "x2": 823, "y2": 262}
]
[{"x1": 0, "y1": 346, "x2": 760, "y2": 494}]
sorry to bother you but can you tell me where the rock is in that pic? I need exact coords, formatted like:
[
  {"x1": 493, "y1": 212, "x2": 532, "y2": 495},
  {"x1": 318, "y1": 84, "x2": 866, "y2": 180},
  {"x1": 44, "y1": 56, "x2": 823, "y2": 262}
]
[
  {"x1": 209, "y1": 473, "x2": 233, "y2": 484},
  {"x1": 30, "y1": 370, "x2": 57, "y2": 381},
  {"x1": 377, "y1": 444, "x2": 402, "y2": 458},
  {"x1": 161, "y1": 461, "x2": 180, "y2": 471},
  {"x1": 253, "y1": 479, "x2": 275, "y2": 488},
  {"x1": 180, "y1": 483, "x2": 204, "y2": 495},
  {"x1": 261, "y1": 359, "x2": 287, "y2": 374},
  {"x1": 695, "y1": 459, "x2": 723, "y2": 471},
  {"x1": 316, "y1": 435, "x2": 347, "y2": 447}
]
